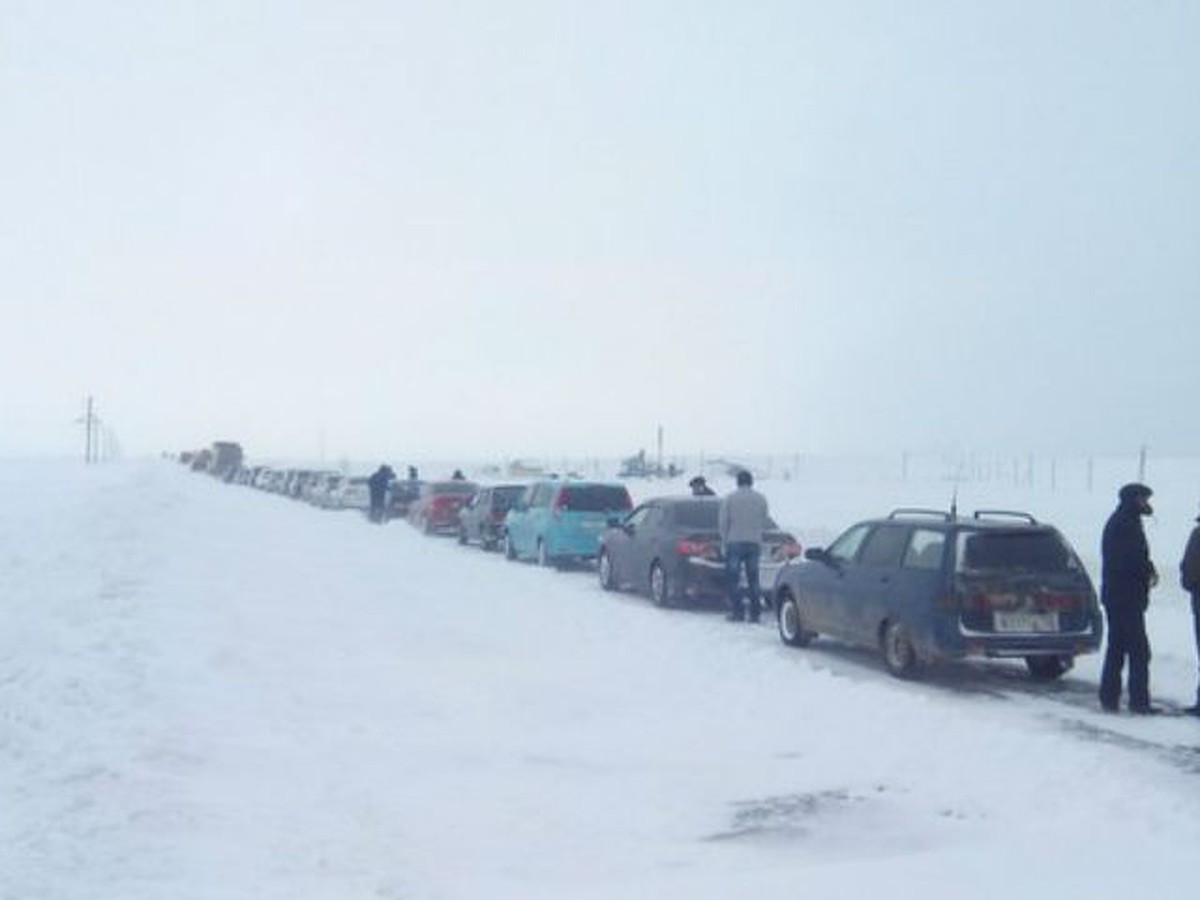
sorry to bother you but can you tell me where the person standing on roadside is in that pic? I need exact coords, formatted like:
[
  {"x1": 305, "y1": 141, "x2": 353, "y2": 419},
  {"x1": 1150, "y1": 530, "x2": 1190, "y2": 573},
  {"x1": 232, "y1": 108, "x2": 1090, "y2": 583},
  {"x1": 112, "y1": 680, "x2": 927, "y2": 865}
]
[
  {"x1": 367, "y1": 464, "x2": 395, "y2": 523},
  {"x1": 1180, "y1": 509, "x2": 1200, "y2": 715},
  {"x1": 1099, "y1": 482, "x2": 1159, "y2": 713},
  {"x1": 718, "y1": 469, "x2": 770, "y2": 623},
  {"x1": 689, "y1": 475, "x2": 715, "y2": 497}
]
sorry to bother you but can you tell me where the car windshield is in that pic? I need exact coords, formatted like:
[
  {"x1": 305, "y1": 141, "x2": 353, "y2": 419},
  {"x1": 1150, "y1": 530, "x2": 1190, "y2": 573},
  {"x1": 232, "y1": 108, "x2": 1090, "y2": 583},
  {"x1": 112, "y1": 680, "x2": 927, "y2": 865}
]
[
  {"x1": 560, "y1": 485, "x2": 632, "y2": 512},
  {"x1": 958, "y1": 530, "x2": 1073, "y2": 573}
]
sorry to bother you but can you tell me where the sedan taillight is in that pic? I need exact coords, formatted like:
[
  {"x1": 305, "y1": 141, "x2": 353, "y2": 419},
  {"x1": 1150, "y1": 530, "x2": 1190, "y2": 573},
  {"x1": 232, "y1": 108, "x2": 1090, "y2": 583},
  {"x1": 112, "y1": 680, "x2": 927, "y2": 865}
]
[{"x1": 677, "y1": 539, "x2": 718, "y2": 559}]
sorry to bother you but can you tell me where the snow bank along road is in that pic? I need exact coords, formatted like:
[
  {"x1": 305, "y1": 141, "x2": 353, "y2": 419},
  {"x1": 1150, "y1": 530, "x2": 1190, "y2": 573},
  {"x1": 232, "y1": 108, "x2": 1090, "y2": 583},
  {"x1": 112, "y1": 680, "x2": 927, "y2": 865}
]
[{"x1": 3, "y1": 460, "x2": 1200, "y2": 900}]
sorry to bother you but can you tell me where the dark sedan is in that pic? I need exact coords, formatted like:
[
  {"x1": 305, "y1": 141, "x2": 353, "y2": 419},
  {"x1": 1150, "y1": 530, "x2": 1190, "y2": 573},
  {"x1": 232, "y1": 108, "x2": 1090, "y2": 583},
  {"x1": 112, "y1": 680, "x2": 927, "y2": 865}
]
[{"x1": 597, "y1": 496, "x2": 801, "y2": 608}]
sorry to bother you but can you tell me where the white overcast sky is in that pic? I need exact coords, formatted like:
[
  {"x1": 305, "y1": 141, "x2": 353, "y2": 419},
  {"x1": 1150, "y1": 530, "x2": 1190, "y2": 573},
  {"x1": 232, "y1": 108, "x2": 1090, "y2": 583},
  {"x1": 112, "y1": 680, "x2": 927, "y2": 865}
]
[{"x1": 2, "y1": 1, "x2": 1197, "y2": 463}]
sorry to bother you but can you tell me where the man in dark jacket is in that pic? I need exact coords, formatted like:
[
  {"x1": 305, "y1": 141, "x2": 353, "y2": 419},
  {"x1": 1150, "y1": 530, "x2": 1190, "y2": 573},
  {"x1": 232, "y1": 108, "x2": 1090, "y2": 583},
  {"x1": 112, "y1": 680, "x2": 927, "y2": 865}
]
[
  {"x1": 1180, "y1": 511, "x2": 1200, "y2": 714},
  {"x1": 367, "y1": 464, "x2": 395, "y2": 523},
  {"x1": 1099, "y1": 483, "x2": 1159, "y2": 713},
  {"x1": 689, "y1": 476, "x2": 715, "y2": 497}
]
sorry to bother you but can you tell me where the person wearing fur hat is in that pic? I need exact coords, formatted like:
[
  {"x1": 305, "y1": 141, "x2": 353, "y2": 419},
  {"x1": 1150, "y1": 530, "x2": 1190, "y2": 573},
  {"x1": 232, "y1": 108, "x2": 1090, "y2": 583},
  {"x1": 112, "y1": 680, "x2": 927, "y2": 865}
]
[
  {"x1": 688, "y1": 475, "x2": 715, "y2": 497},
  {"x1": 1180, "y1": 509, "x2": 1200, "y2": 715},
  {"x1": 1099, "y1": 483, "x2": 1159, "y2": 713}
]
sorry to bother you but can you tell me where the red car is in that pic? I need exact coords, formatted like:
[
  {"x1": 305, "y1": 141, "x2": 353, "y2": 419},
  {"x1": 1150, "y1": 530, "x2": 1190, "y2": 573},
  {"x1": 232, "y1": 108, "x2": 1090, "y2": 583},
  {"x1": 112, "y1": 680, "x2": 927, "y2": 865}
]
[{"x1": 409, "y1": 480, "x2": 479, "y2": 534}]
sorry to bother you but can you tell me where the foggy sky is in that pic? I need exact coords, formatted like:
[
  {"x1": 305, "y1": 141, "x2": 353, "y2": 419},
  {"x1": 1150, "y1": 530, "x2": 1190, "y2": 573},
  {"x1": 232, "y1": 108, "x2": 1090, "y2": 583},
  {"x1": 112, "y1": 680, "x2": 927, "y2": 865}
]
[{"x1": 2, "y1": 1, "x2": 1197, "y2": 463}]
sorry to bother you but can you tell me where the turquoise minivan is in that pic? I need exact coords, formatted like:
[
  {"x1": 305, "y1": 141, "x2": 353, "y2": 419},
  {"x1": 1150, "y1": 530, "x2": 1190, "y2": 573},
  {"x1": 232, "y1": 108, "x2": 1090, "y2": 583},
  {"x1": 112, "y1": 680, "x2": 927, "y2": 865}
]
[{"x1": 503, "y1": 480, "x2": 633, "y2": 568}]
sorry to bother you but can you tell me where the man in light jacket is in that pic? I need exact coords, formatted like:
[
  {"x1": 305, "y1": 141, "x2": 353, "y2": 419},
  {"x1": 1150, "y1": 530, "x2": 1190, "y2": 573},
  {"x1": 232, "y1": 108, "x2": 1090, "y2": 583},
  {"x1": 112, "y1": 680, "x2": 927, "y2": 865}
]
[{"x1": 718, "y1": 469, "x2": 770, "y2": 623}]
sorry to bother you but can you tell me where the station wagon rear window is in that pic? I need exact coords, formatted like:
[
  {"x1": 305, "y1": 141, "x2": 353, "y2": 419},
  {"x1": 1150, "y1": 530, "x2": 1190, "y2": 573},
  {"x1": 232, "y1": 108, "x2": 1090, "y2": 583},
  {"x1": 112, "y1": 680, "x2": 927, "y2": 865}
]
[
  {"x1": 957, "y1": 530, "x2": 1073, "y2": 573},
  {"x1": 560, "y1": 485, "x2": 633, "y2": 512}
]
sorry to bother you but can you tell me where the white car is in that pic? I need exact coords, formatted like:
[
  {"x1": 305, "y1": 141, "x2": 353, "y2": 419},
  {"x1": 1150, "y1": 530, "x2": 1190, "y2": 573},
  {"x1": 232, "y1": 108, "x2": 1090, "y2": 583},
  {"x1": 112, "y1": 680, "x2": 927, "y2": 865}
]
[
  {"x1": 329, "y1": 476, "x2": 371, "y2": 510},
  {"x1": 303, "y1": 471, "x2": 343, "y2": 506}
]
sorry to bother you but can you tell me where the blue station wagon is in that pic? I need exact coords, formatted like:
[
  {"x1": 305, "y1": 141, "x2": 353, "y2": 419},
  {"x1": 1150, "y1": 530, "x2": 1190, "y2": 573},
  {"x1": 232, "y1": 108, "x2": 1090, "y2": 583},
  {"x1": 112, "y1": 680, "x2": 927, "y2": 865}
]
[
  {"x1": 773, "y1": 508, "x2": 1103, "y2": 679},
  {"x1": 503, "y1": 480, "x2": 633, "y2": 568}
]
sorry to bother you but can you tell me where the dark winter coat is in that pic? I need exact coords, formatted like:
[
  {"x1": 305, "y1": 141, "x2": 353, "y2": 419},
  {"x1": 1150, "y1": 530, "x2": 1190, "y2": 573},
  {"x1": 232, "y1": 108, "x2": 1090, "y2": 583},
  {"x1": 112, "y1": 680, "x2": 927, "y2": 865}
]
[
  {"x1": 367, "y1": 466, "x2": 394, "y2": 501},
  {"x1": 1100, "y1": 499, "x2": 1156, "y2": 610},
  {"x1": 1181, "y1": 525, "x2": 1200, "y2": 594}
]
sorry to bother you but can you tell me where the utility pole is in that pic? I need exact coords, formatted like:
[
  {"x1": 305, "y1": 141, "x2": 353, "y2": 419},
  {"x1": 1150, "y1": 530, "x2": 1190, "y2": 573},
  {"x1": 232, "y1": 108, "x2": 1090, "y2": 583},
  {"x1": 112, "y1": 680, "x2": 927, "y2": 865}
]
[{"x1": 81, "y1": 395, "x2": 97, "y2": 463}]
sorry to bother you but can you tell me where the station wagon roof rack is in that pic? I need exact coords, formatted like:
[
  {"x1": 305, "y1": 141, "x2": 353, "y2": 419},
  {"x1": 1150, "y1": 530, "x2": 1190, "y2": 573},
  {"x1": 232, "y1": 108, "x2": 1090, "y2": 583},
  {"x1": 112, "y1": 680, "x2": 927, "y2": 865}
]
[
  {"x1": 972, "y1": 509, "x2": 1039, "y2": 525},
  {"x1": 888, "y1": 508, "x2": 953, "y2": 521}
]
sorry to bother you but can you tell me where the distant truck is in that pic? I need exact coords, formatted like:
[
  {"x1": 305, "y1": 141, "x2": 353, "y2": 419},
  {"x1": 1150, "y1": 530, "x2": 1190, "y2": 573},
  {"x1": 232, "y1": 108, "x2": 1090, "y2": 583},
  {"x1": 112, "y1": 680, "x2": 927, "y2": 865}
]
[{"x1": 209, "y1": 441, "x2": 244, "y2": 480}]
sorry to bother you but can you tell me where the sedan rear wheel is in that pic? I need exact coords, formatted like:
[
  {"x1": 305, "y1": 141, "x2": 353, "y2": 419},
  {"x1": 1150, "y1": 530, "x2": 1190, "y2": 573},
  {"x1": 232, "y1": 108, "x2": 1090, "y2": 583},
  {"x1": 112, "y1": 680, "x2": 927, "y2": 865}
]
[
  {"x1": 649, "y1": 561, "x2": 671, "y2": 607},
  {"x1": 776, "y1": 590, "x2": 815, "y2": 647},
  {"x1": 881, "y1": 620, "x2": 920, "y2": 679},
  {"x1": 598, "y1": 550, "x2": 616, "y2": 591}
]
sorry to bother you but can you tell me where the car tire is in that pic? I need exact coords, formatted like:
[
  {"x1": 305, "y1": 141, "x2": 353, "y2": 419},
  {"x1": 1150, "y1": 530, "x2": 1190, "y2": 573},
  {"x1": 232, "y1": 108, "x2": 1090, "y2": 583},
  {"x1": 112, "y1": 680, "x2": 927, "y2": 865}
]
[
  {"x1": 776, "y1": 589, "x2": 815, "y2": 647},
  {"x1": 1025, "y1": 655, "x2": 1072, "y2": 680},
  {"x1": 598, "y1": 550, "x2": 617, "y2": 591},
  {"x1": 648, "y1": 561, "x2": 671, "y2": 608},
  {"x1": 881, "y1": 620, "x2": 920, "y2": 679},
  {"x1": 504, "y1": 533, "x2": 516, "y2": 560}
]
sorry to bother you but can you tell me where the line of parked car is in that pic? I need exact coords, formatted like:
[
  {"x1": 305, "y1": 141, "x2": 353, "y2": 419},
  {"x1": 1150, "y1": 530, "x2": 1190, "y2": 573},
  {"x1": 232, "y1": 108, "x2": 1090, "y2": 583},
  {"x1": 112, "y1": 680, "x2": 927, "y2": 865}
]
[{"x1": 198, "y1": 458, "x2": 1106, "y2": 684}]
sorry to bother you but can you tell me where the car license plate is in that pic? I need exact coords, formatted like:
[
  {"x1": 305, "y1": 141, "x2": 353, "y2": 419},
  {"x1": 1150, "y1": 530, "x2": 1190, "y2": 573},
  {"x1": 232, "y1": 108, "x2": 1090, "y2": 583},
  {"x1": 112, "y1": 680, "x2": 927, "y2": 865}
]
[{"x1": 994, "y1": 611, "x2": 1060, "y2": 633}]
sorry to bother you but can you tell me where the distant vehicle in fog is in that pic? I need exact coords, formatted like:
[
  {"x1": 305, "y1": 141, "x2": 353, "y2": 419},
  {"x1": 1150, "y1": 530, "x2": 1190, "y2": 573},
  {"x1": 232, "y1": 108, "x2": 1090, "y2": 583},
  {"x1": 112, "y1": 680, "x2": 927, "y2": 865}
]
[
  {"x1": 457, "y1": 484, "x2": 525, "y2": 550},
  {"x1": 409, "y1": 480, "x2": 479, "y2": 534},
  {"x1": 329, "y1": 476, "x2": 371, "y2": 510}
]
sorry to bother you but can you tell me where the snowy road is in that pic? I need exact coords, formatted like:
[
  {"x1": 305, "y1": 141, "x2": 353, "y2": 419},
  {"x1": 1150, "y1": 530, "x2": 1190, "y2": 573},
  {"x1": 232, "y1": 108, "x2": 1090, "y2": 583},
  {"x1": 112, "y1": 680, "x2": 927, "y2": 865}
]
[{"x1": 3, "y1": 460, "x2": 1199, "y2": 899}]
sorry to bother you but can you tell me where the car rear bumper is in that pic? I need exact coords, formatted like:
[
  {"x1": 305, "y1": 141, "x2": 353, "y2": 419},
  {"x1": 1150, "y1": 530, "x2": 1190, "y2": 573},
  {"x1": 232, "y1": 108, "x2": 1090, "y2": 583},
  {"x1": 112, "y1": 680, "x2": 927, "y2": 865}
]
[
  {"x1": 682, "y1": 558, "x2": 785, "y2": 601},
  {"x1": 925, "y1": 620, "x2": 1102, "y2": 661}
]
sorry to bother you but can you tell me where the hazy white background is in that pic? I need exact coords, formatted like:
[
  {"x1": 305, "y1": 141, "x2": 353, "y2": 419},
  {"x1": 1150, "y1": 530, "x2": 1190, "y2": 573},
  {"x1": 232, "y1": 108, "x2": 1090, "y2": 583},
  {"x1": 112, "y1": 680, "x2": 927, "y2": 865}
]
[{"x1": 2, "y1": 1, "x2": 1197, "y2": 461}]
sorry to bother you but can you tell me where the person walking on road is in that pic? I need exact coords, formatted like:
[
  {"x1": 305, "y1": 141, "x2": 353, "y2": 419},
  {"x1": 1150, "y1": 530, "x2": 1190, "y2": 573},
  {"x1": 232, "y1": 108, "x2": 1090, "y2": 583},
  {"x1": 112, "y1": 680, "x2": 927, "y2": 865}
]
[
  {"x1": 1099, "y1": 482, "x2": 1159, "y2": 713},
  {"x1": 1180, "y1": 509, "x2": 1200, "y2": 715},
  {"x1": 718, "y1": 469, "x2": 770, "y2": 623}
]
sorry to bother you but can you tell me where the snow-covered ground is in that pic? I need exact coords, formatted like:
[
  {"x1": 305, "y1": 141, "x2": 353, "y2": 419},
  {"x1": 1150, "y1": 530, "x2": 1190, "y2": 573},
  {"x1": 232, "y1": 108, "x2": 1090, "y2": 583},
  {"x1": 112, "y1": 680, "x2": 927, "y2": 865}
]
[{"x1": 4, "y1": 457, "x2": 1200, "y2": 900}]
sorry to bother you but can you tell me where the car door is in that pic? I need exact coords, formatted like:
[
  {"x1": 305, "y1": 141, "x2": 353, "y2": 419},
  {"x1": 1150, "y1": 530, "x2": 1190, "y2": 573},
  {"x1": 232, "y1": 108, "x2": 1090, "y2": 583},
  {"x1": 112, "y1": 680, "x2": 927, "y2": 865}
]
[
  {"x1": 797, "y1": 523, "x2": 872, "y2": 637},
  {"x1": 605, "y1": 504, "x2": 653, "y2": 588},
  {"x1": 629, "y1": 504, "x2": 666, "y2": 591},
  {"x1": 506, "y1": 485, "x2": 538, "y2": 556},
  {"x1": 838, "y1": 524, "x2": 911, "y2": 644},
  {"x1": 889, "y1": 526, "x2": 949, "y2": 641},
  {"x1": 464, "y1": 488, "x2": 487, "y2": 539},
  {"x1": 525, "y1": 483, "x2": 555, "y2": 555}
]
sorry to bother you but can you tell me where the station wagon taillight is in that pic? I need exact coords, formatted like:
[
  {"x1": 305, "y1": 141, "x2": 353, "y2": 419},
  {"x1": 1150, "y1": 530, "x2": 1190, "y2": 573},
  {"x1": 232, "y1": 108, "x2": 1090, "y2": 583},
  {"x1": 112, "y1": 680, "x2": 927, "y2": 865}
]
[{"x1": 1034, "y1": 592, "x2": 1085, "y2": 612}]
